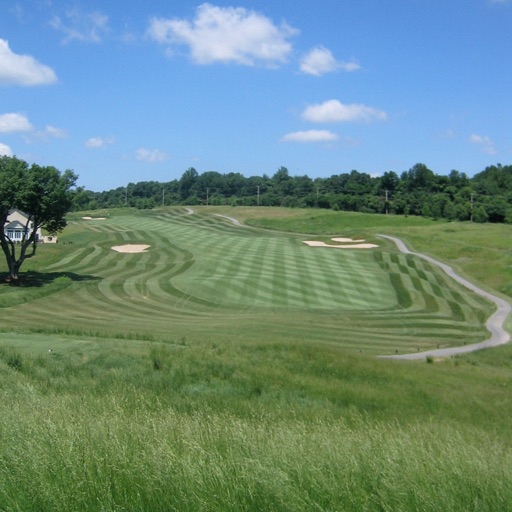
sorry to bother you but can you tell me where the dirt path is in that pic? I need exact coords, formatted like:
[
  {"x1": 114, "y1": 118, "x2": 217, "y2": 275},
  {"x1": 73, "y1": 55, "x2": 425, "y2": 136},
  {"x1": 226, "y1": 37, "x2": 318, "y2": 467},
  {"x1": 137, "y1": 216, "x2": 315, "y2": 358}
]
[
  {"x1": 185, "y1": 209, "x2": 244, "y2": 226},
  {"x1": 378, "y1": 235, "x2": 511, "y2": 360},
  {"x1": 212, "y1": 214, "x2": 245, "y2": 227}
]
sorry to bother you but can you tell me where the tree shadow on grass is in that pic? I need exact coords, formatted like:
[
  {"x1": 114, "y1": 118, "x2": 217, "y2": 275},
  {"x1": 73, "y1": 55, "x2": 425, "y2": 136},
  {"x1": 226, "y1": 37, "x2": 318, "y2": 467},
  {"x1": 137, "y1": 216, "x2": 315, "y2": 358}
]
[
  {"x1": 0, "y1": 271, "x2": 102, "y2": 308},
  {"x1": 1, "y1": 271, "x2": 101, "y2": 288}
]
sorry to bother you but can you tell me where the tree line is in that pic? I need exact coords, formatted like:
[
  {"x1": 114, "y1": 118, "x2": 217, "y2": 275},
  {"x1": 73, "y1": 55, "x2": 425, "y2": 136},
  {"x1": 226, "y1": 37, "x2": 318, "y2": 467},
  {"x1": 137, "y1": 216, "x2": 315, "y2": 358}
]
[{"x1": 73, "y1": 163, "x2": 512, "y2": 223}]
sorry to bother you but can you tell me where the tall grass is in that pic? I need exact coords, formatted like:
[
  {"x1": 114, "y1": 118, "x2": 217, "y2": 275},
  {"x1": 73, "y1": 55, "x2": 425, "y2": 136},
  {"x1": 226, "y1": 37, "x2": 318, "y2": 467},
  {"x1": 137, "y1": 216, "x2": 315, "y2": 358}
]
[
  {"x1": 2, "y1": 341, "x2": 512, "y2": 510},
  {"x1": 4, "y1": 401, "x2": 512, "y2": 511}
]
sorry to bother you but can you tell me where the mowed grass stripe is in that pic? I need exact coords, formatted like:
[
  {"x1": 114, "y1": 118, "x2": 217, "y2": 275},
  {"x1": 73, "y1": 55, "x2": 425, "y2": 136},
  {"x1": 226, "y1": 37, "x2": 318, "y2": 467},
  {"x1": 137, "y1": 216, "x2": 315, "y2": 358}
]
[
  {"x1": 86, "y1": 213, "x2": 482, "y2": 328},
  {"x1": 222, "y1": 238, "x2": 276, "y2": 306},
  {"x1": 73, "y1": 228, "x2": 199, "y2": 317},
  {"x1": 301, "y1": 249, "x2": 354, "y2": 308},
  {"x1": 271, "y1": 243, "x2": 291, "y2": 306},
  {"x1": 180, "y1": 239, "x2": 257, "y2": 306},
  {"x1": 290, "y1": 248, "x2": 320, "y2": 307},
  {"x1": 232, "y1": 239, "x2": 285, "y2": 307},
  {"x1": 58, "y1": 246, "x2": 119, "y2": 276},
  {"x1": 45, "y1": 246, "x2": 97, "y2": 271},
  {"x1": 276, "y1": 247, "x2": 325, "y2": 308},
  {"x1": 236, "y1": 239, "x2": 321, "y2": 308},
  {"x1": 111, "y1": 214, "x2": 488, "y2": 346},
  {"x1": 403, "y1": 256, "x2": 488, "y2": 313},
  {"x1": 0, "y1": 209, "x2": 496, "y2": 353},
  {"x1": 33, "y1": 228, "x2": 173, "y2": 322},
  {"x1": 393, "y1": 255, "x2": 490, "y2": 323},
  {"x1": 310, "y1": 249, "x2": 393, "y2": 310}
]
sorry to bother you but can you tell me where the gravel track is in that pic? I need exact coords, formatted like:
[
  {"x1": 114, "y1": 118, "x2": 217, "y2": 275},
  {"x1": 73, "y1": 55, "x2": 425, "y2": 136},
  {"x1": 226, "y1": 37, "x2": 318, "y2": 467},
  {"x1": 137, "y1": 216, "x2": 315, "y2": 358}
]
[{"x1": 378, "y1": 235, "x2": 511, "y2": 360}]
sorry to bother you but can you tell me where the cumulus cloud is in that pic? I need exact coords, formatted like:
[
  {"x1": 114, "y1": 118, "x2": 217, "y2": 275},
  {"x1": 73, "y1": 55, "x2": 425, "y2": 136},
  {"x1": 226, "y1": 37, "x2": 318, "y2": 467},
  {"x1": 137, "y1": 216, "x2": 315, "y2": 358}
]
[
  {"x1": 0, "y1": 143, "x2": 13, "y2": 156},
  {"x1": 0, "y1": 39, "x2": 57, "y2": 86},
  {"x1": 469, "y1": 134, "x2": 497, "y2": 154},
  {"x1": 281, "y1": 130, "x2": 338, "y2": 143},
  {"x1": 86, "y1": 136, "x2": 115, "y2": 148},
  {"x1": 0, "y1": 114, "x2": 66, "y2": 143},
  {"x1": 135, "y1": 148, "x2": 169, "y2": 162},
  {"x1": 50, "y1": 9, "x2": 109, "y2": 43},
  {"x1": 300, "y1": 46, "x2": 360, "y2": 76},
  {"x1": 148, "y1": 3, "x2": 298, "y2": 66},
  {"x1": 302, "y1": 99, "x2": 387, "y2": 123},
  {"x1": 0, "y1": 113, "x2": 33, "y2": 133}
]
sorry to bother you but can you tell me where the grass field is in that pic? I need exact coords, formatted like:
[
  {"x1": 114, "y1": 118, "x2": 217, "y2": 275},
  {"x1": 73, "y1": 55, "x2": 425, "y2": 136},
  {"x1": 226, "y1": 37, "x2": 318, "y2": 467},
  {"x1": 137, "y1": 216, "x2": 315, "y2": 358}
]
[
  {"x1": 1, "y1": 206, "x2": 511, "y2": 511},
  {"x1": 0, "y1": 207, "x2": 497, "y2": 355}
]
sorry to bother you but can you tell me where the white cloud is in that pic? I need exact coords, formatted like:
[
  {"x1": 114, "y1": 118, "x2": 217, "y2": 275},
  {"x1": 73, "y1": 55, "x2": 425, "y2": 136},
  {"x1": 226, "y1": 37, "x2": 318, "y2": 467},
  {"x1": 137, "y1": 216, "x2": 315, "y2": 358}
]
[
  {"x1": 22, "y1": 124, "x2": 67, "y2": 143},
  {"x1": 300, "y1": 46, "x2": 360, "y2": 76},
  {"x1": 469, "y1": 134, "x2": 497, "y2": 154},
  {"x1": 302, "y1": 99, "x2": 387, "y2": 123},
  {"x1": 50, "y1": 9, "x2": 109, "y2": 43},
  {"x1": 148, "y1": 3, "x2": 298, "y2": 66},
  {"x1": 0, "y1": 113, "x2": 33, "y2": 133},
  {"x1": 281, "y1": 130, "x2": 338, "y2": 143},
  {"x1": 0, "y1": 143, "x2": 13, "y2": 156},
  {"x1": 135, "y1": 148, "x2": 169, "y2": 162},
  {"x1": 0, "y1": 39, "x2": 57, "y2": 86},
  {"x1": 86, "y1": 136, "x2": 115, "y2": 148},
  {"x1": 0, "y1": 114, "x2": 66, "y2": 143},
  {"x1": 43, "y1": 125, "x2": 67, "y2": 138}
]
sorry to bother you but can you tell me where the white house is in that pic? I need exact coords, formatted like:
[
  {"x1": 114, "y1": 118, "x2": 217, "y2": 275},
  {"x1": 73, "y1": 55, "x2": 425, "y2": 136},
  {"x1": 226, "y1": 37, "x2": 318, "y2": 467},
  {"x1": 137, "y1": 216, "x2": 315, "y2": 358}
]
[{"x1": 4, "y1": 209, "x2": 42, "y2": 243}]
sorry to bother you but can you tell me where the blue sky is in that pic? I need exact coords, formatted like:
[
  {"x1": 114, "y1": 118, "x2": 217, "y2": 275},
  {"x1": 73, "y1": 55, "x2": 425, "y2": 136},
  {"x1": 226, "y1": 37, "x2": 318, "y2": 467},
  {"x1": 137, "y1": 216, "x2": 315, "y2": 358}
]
[{"x1": 1, "y1": 0, "x2": 511, "y2": 191}]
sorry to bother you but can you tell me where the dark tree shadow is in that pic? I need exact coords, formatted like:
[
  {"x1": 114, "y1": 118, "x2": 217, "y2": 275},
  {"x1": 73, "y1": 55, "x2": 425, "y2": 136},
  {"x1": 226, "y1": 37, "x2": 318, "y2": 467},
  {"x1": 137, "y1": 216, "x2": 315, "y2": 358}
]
[{"x1": 1, "y1": 271, "x2": 102, "y2": 287}]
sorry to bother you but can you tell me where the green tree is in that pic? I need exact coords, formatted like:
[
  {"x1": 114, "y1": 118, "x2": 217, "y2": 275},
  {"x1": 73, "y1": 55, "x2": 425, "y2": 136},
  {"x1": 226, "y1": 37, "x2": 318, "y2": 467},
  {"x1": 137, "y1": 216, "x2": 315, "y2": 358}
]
[
  {"x1": 472, "y1": 205, "x2": 489, "y2": 223},
  {"x1": 401, "y1": 163, "x2": 437, "y2": 192},
  {"x1": 72, "y1": 186, "x2": 97, "y2": 211},
  {"x1": 380, "y1": 170, "x2": 399, "y2": 193},
  {"x1": 272, "y1": 166, "x2": 290, "y2": 183},
  {"x1": 421, "y1": 203, "x2": 432, "y2": 218},
  {"x1": 179, "y1": 167, "x2": 199, "y2": 200},
  {"x1": 0, "y1": 156, "x2": 77, "y2": 280},
  {"x1": 443, "y1": 200, "x2": 457, "y2": 221}
]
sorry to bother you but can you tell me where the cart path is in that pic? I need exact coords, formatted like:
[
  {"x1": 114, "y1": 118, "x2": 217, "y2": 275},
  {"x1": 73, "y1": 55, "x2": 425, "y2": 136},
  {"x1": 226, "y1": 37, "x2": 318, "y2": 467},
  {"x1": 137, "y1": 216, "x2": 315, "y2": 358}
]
[
  {"x1": 212, "y1": 214, "x2": 245, "y2": 227},
  {"x1": 378, "y1": 235, "x2": 511, "y2": 360}
]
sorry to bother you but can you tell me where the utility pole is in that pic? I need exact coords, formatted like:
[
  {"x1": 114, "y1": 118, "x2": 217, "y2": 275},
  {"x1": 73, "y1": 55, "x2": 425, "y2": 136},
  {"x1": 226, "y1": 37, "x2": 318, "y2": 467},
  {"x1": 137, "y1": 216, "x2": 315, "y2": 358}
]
[
  {"x1": 470, "y1": 193, "x2": 474, "y2": 222},
  {"x1": 385, "y1": 189, "x2": 389, "y2": 215},
  {"x1": 206, "y1": 187, "x2": 209, "y2": 206},
  {"x1": 162, "y1": 189, "x2": 165, "y2": 207},
  {"x1": 257, "y1": 185, "x2": 260, "y2": 206}
]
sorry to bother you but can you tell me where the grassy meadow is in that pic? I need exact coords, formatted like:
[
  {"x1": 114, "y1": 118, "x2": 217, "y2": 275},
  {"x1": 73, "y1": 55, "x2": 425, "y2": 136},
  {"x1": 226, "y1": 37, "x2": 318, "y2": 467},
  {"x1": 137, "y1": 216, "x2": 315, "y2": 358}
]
[{"x1": 0, "y1": 206, "x2": 511, "y2": 511}]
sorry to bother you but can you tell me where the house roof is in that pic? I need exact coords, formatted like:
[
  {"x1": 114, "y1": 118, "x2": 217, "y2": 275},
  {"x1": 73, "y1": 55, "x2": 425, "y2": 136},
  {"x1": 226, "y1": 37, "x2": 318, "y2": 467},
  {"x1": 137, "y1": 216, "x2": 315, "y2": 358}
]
[
  {"x1": 4, "y1": 209, "x2": 41, "y2": 236},
  {"x1": 8, "y1": 208, "x2": 29, "y2": 217},
  {"x1": 5, "y1": 220, "x2": 25, "y2": 230}
]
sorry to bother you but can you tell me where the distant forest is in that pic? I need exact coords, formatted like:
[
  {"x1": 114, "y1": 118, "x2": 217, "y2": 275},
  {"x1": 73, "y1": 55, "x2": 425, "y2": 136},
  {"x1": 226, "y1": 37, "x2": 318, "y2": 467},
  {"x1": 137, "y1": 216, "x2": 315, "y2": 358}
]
[{"x1": 73, "y1": 163, "x2": 512, "y2": 223}]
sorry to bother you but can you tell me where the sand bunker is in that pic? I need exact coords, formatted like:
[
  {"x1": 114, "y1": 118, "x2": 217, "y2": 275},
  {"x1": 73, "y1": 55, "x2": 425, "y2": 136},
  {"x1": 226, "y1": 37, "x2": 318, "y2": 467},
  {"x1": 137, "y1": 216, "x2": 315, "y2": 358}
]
[
  {"x1": 82, "y1": 216, "x2": 107, "y2": 220},
  {"x1": 331, "y1": 237, "x2": 365, "y2": 243},
  {"x1": 112, "y1": 244, "x2": 150, "y2": 253},
  {"x1": 303, "y1": 237, "x2": 378, "y2": 249}
]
